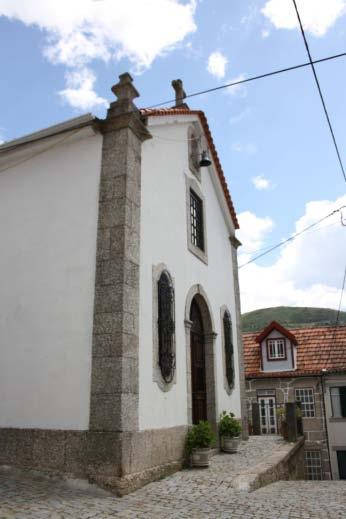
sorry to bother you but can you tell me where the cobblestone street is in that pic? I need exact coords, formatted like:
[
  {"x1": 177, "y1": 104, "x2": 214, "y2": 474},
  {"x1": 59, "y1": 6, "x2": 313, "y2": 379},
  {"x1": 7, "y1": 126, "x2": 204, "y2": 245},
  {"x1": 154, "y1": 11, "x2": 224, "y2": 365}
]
[{"x1": 1, "y1": 437, "x2": 345, "y2": 519}]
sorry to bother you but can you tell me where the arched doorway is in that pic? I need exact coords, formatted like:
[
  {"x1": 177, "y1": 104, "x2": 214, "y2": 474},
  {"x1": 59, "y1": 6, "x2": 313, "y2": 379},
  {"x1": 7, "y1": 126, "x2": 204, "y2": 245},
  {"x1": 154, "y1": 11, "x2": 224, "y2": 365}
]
[
  {"x1": 185, "y1": 285, "x2": 217, "y2": 431},
  {"x1": 190, "y1": 299, "x2": 207, "y2": 424}
]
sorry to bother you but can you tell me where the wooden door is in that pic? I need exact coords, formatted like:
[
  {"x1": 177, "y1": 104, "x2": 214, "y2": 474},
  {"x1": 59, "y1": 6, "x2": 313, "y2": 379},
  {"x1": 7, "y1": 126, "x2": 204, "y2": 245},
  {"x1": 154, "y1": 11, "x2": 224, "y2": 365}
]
[{"x1": 190, "y1": 300, "x2": 207, "y2": 424}]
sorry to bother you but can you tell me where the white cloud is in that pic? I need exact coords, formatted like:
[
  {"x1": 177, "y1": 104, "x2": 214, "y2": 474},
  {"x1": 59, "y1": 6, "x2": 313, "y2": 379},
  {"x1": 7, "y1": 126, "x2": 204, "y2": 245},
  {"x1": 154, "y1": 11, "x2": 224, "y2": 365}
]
[
  {"x1": 261, "y1": 29, "x2": 270, "y2": 38},
  {"x1": 262, "y1": 0, "x2": 346, "y2": 37},
  {"x1": 207, "y1": 51, "x2": 228, "y2": 79},
  {"x1": 232, "y1": 142, "x2": 257, "y2": 154},
  {"x1": 0, "y1": 0, "x2": 197, "y2": 109},
  {"x1": 237, "y1": 211, "x2": 275, "y2": 255},
  {"x1": 0, "y1": 0, "x2": 197, "y2": 70},
  {"x1": 225, "y1": 73, "x2": 247, "y2": 97},
  {"x1": 238, "y1": 195, "x2": 346, "y2": 313},
  {"x1": 252, "y1": 175, "x2": 274, "y2": 190},
  {"x1": 59, "y1": 67, "x2": 107, "y2": 110}
]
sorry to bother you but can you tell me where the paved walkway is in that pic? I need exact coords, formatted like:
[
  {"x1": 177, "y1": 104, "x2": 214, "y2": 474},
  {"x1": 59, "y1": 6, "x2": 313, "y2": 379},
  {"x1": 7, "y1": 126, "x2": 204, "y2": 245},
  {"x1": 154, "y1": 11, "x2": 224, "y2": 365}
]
[{"x1": 1, "y1": 436, "x2": 345, "y2": 519}]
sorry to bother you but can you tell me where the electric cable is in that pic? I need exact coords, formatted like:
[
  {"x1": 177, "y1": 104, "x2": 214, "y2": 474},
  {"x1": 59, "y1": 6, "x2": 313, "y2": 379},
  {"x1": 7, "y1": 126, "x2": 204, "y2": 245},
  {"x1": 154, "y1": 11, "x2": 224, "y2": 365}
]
[
  {"x1": 244, "y1": 219, "x2": 341, "y2": 257},
  {"x1": 148, "y1": 51, "x2": 346, "y2": 109},
  {"x1": 323, "y1": 264, "x2": 346, "y2": 370},
  {"x1": 238, "y1": 205, "x2": 346, "y2": 269},
  {"x1": 292, "y1": 0, "x2": 346, "y2": 183}
]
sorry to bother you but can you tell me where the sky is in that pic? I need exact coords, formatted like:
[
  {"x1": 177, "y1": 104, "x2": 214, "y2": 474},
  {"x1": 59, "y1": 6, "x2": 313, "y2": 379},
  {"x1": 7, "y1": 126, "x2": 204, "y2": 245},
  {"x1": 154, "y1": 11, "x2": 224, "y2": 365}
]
[{"x1": 0, "y1": 0, "x2": 345, "y2": 313}]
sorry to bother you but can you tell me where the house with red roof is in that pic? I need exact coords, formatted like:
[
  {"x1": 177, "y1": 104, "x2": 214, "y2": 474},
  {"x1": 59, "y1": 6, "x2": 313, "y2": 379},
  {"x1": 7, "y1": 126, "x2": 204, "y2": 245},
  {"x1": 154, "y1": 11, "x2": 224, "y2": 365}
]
[
  {"x1": 0, "y1": 73, "x2": 246, "y2": 494},
  {"x1": 243, "y1": 321, "x2": 346, "y2": 480}
]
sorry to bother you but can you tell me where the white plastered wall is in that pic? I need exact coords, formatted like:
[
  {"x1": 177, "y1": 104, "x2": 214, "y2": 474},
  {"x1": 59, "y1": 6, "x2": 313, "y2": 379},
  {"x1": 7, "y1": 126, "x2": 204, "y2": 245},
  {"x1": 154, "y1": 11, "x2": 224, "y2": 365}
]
[
  {"x1": 0, "y1": 128, "x2": 102, "y2": 430},
  {"x1": 139, "y1": 115, "x2": 241, "y2": 430}
]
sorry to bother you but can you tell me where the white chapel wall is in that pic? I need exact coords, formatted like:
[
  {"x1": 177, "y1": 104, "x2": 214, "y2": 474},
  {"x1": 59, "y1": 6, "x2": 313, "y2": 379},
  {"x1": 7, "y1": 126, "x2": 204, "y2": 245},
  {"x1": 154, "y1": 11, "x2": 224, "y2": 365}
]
[
  {"x1": 0, "y1": 128, "x2": 102, "y2": 430},
  {"x1": 139, "y1": 116, "x2": 241, "y2": 430}
]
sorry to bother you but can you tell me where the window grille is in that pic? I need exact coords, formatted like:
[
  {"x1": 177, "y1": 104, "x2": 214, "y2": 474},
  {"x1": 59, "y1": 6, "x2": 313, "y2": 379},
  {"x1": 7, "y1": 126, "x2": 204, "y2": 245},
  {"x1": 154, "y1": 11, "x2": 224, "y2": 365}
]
[
  {"x1": 223, "y1": 311, "x2": 234, "y2": 388},
  {"x1": 190, "y1": 190, "x2": 204, "y2": 251},
  {"x1": 267, "y1": 338, "x2": 286, "y2": 359},
  {"x1": 330, "y1": 387, "x2": 346, "y2": 418},
  {"x1": 158, "y1": 272, "x2": 175, "y2": 383},
  {"x1": 305, "y1": 450, "x2": 322, "y2": 480},
  {"x1": 295, "y1": 388, "x2": 315, "y2": 417}
]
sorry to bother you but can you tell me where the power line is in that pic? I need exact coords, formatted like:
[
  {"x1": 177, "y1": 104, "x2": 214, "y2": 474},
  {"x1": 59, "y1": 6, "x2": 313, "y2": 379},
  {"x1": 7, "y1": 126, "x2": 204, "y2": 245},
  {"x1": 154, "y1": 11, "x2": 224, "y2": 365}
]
[
  {"x1": 323, "y1": 264, "x2": 346, "y2": 370},
  {"x1": 292, "y1": 0, "x2": 346, "y2": 183},
  {"x1": 245, "y1": 219, "x2": 340, "y2": 257},
  {"x1": 148, "y1": 51, "x2": 346, "y2": 109},
  {"x1": 239, "y1": 205, "x2": 346, "y2": 269}
]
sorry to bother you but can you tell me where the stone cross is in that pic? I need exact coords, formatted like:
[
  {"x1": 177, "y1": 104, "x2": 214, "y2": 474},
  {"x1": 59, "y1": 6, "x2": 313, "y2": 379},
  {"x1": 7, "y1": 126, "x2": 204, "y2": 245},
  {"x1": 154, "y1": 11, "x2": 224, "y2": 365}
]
[
  {"x1": 172, "y1": 79, "x2": 186, "y2": 107},
  {"x1": 111, "y1": 72, "x2": 139, "y2": 102}
]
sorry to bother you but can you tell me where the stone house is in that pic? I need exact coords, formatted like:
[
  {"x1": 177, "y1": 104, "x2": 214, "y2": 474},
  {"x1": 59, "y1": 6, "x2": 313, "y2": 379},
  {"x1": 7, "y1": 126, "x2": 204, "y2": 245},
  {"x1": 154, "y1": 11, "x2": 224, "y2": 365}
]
[
  {"x1": 243, "y1": 321, "x2": 346, "y2": 480},
  {"x1": 0, "y1": 73, "x2": 246, "y2": 494}
]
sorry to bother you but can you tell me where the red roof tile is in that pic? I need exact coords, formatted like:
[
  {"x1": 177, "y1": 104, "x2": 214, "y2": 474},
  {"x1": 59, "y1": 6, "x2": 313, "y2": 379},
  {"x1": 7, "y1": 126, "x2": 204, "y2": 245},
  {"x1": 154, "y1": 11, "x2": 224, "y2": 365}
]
[
  {"x1": 140, "y1": 108, "x2": 239, "y2": 230},
  {"x1": 243, "y1": 325, "x2": 346, "y2": 378}
]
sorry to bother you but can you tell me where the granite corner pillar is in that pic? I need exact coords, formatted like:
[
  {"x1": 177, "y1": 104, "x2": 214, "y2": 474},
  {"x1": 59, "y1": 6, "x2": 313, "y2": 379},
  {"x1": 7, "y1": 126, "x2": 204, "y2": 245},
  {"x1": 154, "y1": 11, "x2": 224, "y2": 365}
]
[{"x1": 89, "y1": 73, "x2": 151, "y2": 435}]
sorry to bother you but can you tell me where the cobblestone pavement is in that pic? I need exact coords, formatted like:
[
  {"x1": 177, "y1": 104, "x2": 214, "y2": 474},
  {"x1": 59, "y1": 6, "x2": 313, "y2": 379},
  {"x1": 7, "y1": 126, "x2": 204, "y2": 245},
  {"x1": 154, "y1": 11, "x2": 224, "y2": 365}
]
[{"x1": 1, "y1": 436, "x2": 345, "y2": 519}]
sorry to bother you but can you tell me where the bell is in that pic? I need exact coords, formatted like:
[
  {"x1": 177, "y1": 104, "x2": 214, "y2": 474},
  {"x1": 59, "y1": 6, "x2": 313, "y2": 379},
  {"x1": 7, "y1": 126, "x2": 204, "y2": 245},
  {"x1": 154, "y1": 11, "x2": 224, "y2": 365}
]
[{"x1": 199, "y1": 150, "x2": 212, "y2": 167}]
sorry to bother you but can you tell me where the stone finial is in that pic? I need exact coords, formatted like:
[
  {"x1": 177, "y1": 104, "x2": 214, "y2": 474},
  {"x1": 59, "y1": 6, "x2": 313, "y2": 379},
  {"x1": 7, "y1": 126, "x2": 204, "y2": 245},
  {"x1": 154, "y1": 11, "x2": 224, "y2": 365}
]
[
  {"x1": 111, "y1": 72, "x2": 139, "y2": 102},
  {"x1": 172, "y1": 79, "x2": 186, "y2": 107}
]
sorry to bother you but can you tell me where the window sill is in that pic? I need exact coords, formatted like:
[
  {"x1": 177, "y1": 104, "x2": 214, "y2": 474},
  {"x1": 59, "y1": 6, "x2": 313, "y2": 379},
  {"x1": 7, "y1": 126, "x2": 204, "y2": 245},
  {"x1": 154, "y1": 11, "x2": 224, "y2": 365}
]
[{"x1": 188, "y1": 241, "x2": 208, "y2": 265}]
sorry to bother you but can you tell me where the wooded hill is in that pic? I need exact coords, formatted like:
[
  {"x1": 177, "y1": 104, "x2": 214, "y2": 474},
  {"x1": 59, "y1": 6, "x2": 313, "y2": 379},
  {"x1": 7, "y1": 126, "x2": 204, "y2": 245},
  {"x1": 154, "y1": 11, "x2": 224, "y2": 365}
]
[{"x1": 241, "y1": 306, "x2": 346, "y2": 333}]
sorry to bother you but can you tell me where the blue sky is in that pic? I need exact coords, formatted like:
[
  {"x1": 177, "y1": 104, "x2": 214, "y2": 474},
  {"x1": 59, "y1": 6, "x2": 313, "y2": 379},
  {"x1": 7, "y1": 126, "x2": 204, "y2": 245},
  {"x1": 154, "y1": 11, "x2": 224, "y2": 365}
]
[{"x1": 0, "y1": 0, "x2": 345, "y2": 312}]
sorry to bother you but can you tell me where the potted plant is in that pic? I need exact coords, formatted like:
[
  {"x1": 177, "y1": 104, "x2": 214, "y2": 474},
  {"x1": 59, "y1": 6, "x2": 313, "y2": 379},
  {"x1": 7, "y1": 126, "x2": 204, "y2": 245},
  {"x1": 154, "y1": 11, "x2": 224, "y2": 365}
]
[
  {"x1": 218, "y1": 411, "x2": 242, "y2": 453},
  {"x1": 186, "y1": 420, "x2": 215, "y2": 467}
]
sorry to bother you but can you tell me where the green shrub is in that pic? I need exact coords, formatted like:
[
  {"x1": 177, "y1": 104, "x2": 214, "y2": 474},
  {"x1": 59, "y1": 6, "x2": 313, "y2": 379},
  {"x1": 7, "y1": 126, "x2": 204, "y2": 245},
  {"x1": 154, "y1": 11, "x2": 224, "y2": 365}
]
[
  {"x1": 218, "y1": 411, "x2": 242, "y2": 438},
  {"x1": 186, "y1": 421, "x2": 215, "y2": 454}
]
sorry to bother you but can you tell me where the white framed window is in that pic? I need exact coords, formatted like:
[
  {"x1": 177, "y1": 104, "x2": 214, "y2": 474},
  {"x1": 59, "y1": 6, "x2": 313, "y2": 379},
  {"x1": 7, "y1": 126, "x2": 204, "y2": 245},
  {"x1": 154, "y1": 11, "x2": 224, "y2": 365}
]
[
  {"x1": 305, "y1": 450, "x2": 322, "y2": 480},
  {"x1": 185, "y1": 176, "x2": 208, "y2": 264},
  {"x1": 190, "y1": 189, "x2": 204, "y2": 251},
  {"x1": 330, "y1": 387, "x2": 346, "y2": 418},
  {"x1": 267, "y1": 338, "x2": 286, "y2": 360},
  {"x1": 295, "y1": 388, "x2": 315, "y2": 417}
]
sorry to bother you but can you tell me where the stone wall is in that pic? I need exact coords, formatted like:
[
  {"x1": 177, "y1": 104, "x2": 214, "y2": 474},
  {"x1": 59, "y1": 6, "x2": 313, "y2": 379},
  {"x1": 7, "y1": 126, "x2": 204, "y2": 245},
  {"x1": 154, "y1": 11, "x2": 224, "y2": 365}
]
[
  {"x1": 233, "y1": 437, "x2": 305, "y2": 491},
  {"x1": 0, "y1": 426, "x2": 187, "y2": 495},
  {"x1": 246, "y1": 376, "x2": 331, "y2": 479}
]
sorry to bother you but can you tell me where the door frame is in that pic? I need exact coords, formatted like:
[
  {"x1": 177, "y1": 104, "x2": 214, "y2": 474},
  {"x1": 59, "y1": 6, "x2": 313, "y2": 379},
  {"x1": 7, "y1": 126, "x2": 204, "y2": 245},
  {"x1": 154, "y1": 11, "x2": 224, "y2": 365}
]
[
  {"x1": 258, "y1": 395, "x2": 277, "y2": 434},
  {"x1": 184, "y1": 285, "x2": 217, "y2": 431},
  {"x1": 190, "y1": 300, "x2": 207, "y2": 424}
]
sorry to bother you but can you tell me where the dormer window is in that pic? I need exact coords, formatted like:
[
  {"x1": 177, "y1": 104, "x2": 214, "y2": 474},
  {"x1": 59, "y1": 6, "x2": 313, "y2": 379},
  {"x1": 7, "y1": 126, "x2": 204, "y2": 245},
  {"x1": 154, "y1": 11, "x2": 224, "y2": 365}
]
[{"x1": 267, "y1": 338, "x2": 287, "y2": 361}]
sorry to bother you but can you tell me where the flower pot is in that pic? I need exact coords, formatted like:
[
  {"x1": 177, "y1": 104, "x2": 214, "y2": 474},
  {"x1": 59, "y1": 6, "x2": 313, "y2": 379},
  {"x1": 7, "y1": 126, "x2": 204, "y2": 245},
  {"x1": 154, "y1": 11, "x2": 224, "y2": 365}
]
[
  {"x1": 221, "y1": 436, "x2": 240, "y2": 453},
  {"x1": 190, "y1": 448, "x2": 211, "y2": 467}
]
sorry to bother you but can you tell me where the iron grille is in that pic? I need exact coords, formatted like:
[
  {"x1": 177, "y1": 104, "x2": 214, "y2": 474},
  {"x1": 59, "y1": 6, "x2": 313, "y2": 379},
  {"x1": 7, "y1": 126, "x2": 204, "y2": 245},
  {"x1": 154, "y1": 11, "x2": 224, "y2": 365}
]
[
  {"x1": 158, "y1": 272, "x2": 176, "y2": 383},
  {"x1": 305, "y1": 450, "x2": 322, "y2": 480},
  {"x1": 295, "y1": 388, "x2": 315, "y2": 417},
  {"x1": 190, "y1": 190, "x2": 204, "y2": 250},
  {"x1": 223, "y1": 311, "x2": 234, "y2": 388}
]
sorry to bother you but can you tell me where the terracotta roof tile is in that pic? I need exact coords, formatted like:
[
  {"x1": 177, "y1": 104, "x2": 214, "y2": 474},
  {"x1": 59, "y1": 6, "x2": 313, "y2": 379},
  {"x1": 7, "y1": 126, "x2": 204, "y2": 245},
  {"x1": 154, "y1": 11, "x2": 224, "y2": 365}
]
[
  {"x1": 243, "y1": 325, "x2": 346, "y2": 378},
  {"x1": 140, "y1": 108, "x2": 239, "y2": 229}
]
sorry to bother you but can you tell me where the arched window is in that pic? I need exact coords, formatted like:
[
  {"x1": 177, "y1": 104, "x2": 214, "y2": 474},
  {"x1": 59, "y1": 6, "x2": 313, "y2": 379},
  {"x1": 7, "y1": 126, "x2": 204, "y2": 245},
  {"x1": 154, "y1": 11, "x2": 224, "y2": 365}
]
[
  {"x1": 158, "y1": 272, "x2": 176, "y2": 383},
  {"x1": 223, "y1": 311, "x2": 234, "y2": 388}
]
